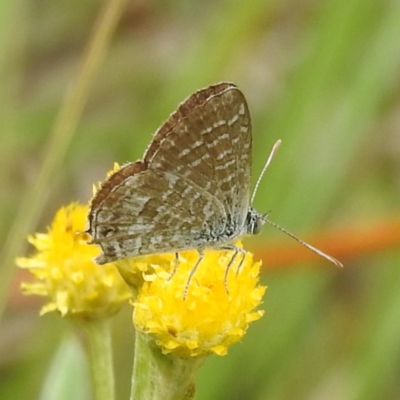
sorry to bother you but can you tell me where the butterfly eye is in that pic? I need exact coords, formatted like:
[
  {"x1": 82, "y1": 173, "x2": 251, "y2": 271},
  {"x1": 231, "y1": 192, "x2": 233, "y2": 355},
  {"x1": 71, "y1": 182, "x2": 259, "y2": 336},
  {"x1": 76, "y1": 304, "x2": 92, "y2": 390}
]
[
  {"x1": 246, "y1": 209, "x2": 264, "y2": 235},
  {"x1": 252, "y1": 218, "x2": 264, "y2": 235}
]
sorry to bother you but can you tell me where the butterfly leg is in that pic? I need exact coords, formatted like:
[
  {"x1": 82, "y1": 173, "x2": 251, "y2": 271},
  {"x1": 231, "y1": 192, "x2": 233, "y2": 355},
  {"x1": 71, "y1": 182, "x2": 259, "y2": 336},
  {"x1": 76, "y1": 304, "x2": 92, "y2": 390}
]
[
  {"x1": 221, "y1": 245, "x2": 247, "y2": 293},
  {"x1": 168, "y1": 252, "x2": 180, "y2": 281},
  {"x1": 234, "y1": 247, "x2": 247, "y2": 276},
  {"x1": 183, "y1": 250, "x2": 204, "y2": 300}
]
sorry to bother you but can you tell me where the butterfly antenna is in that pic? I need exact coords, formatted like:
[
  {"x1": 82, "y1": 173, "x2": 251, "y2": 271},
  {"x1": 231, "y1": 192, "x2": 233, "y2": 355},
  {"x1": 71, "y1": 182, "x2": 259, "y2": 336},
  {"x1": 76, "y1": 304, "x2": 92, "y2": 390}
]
[
  {"x1": 251, "y1": 140, "x2": 282, "y2": 205},
  {"x1": 266, "y1": 219, "x2": 343, "y2": 268}
]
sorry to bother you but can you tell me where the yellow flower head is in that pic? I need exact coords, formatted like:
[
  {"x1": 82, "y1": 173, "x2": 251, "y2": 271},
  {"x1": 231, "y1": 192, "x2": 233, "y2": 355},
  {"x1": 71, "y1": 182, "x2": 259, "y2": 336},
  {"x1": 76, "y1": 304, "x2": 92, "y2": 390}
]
[
  {"x1": 16, "y1": 203, "x2": 132, "y2": 319},
  {"x1": 133, "y1": 245, "x2": 266, "y2": 358}
]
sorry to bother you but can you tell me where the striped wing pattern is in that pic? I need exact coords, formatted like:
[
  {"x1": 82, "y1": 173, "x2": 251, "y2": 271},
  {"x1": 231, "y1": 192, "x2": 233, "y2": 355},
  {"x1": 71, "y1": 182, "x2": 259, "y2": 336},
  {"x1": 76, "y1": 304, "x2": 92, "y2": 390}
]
[{"x1": 89, "y1": 82, "x2": 252, "y2": 264}]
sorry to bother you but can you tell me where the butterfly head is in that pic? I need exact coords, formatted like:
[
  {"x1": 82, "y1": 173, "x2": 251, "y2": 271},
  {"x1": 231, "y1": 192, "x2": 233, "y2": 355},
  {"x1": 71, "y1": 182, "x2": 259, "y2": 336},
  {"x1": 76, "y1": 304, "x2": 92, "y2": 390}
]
[{"x1": 245, "y1": 207, "x2": 267, "y2": 236}]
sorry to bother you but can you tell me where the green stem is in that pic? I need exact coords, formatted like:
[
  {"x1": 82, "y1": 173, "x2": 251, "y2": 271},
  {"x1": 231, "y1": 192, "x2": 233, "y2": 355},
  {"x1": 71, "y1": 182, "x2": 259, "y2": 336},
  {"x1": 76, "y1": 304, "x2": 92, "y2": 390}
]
[
  {"x1": 0, "y1": 0, "x2": 126, "y2": 321},
  {"x1": 130, "y1": 332, "x2": 205, "y2": 400},
  {"x1": 81, "y1": 319, "x2": 115, "y2": 400}
]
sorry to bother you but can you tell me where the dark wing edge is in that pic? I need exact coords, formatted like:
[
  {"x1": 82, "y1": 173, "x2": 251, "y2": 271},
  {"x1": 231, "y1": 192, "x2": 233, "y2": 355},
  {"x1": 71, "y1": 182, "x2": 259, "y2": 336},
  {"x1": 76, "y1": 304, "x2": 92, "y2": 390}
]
[
  {"x1": 144, "y1": 82, "x2": 237, "y2": 162},
  {"x1": 88, "y1": 161, "x2": 146, "y2": 237}
]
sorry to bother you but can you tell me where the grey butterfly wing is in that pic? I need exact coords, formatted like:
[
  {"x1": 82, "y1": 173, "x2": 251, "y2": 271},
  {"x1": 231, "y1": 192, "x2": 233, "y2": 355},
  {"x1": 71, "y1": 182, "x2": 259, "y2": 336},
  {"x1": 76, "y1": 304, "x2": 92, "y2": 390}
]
[
  {"x1": 89, "y1": 162, "x2": 225, "y2": 264},
  {"x1": 145, "y1": 82, "x2": 252, "y2": 232},
  {"x1": 88, "y1": 82, "x2": 252, "y2": 264}
]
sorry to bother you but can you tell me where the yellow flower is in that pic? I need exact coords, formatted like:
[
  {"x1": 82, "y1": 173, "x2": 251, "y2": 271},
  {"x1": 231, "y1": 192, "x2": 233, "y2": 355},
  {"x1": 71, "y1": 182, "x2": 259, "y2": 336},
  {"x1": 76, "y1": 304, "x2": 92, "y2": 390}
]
[
  {"x1": 133, "y1": 245, "x2": 266, "y2": 358},
  {"x1": 16, "y1": 203, "x2": 132, "y2": 319}
]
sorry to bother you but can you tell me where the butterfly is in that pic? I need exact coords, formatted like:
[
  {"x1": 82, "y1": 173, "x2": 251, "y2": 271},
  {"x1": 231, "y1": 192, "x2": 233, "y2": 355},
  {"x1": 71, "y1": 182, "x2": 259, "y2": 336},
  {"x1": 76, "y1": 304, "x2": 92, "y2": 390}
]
[{"x1": 88, "y1": 82, "x2": 342, "y2": 293}]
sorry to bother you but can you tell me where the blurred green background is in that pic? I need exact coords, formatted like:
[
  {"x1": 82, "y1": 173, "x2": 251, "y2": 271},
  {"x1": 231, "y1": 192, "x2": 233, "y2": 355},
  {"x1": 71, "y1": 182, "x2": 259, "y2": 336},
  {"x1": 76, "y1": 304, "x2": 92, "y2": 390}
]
[{"x1": 1, "y1": 0, "x2": 400, "y2": 399}]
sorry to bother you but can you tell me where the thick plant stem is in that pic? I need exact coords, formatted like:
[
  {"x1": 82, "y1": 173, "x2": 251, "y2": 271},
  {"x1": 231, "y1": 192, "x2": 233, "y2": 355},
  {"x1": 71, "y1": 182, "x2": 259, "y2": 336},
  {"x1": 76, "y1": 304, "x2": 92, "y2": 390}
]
[
  {"x1": 130, "y1": 332, "x2": 205, "y2": 400},
  {"x1": 81, "y1": 319, "x2": 115, "y2": 400}
]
